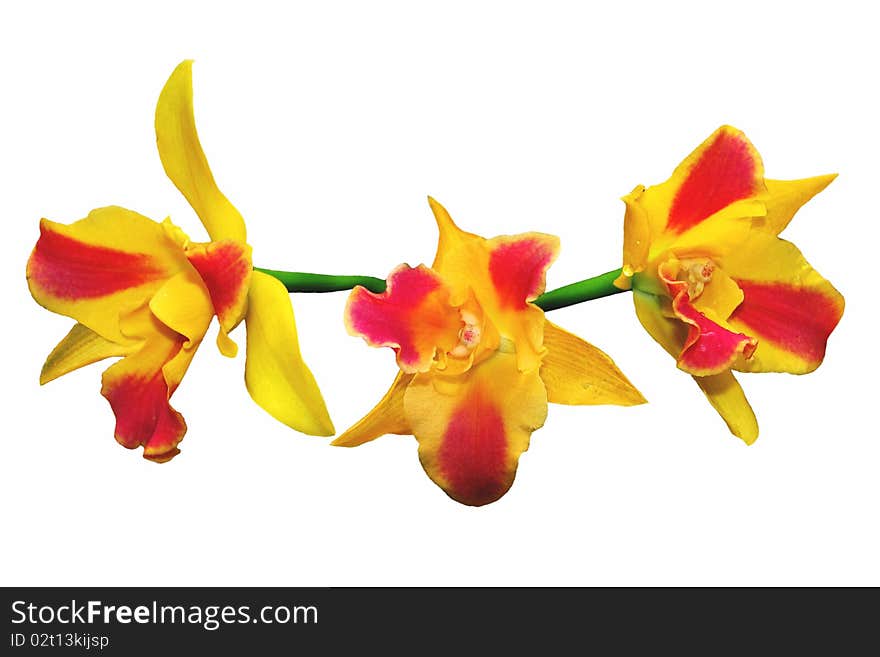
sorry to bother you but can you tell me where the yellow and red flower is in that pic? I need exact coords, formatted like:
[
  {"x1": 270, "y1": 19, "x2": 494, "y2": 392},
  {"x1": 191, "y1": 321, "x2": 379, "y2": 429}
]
[
  {"x1": 335, "y1": 197, "x2": 645, "y2": 506},
  {"x1": 614, "y1": 125, "x2": 844, "y2": 443},
  {"x1": 26, "y1": 61, "x2": 334, "y2": 461}
]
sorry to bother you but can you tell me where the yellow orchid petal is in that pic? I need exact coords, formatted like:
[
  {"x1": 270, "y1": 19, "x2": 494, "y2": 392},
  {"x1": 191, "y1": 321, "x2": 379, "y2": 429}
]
[
  {"x1": 155, "y1": 60, "x2": 247, "y2": 243},
  {"x1": 244, "y1": 271, "x2": 334, "y2": 436},
  {"x1": 405, "y1": 350, "x2": 548, "y2": 506},
  {"x1": 332, "y1": 372, "x2": 415, "y2": 447},
  {"x1": 148, "y1": 268, "x2": 214, "y2": 348},
  {"x1": 720, "y1": 232, "x2": 844, "y2": 374},
  {"x1": 665, "y1": 197, "x2": 764, "y2": 260},
  {"x1": 40, "y1": 323, "x2": 129, "y2": 385},
  {"x1": 693, "y1": 371, "x2": 759, "y2": 444},
  {"x1": 761, "y1": 175, "x2": 837, "y2": 236},
  {"x1": 540, "y1": 321, "x2": 645, "y2": 406},
  {"x1": 27, "y1": 207, "x2": 189, "y2": 344}
]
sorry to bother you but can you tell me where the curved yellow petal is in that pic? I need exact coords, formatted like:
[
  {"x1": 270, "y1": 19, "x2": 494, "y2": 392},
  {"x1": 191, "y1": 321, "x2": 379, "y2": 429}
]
[
  {"x1": 405, "y1": 350, "x2": 547, "y2": 506},
  {"x1": 244, "y1": 271, "x2": 334, "y2": 436},
  {"x1": 332, "y1": 372, "x2": 414, "y2": 447},
  {"x1": 40, "y1": 323, "x2": 129, "y2": 385},
  {"x1": 693, "y1": 371, "x2": 759, "y2": 444},
  {"x1": 762, "y1": 175, "x2": 837, "y2": 236},
  {"x1": 540, "y1": 321, "x2": 645, "y2": 406},
  {"x1": 148, "y1": 267, "x2": 214, "y2": 348},
  {"x1": 27, "y1": 207, "x2": 188, "y2": 344},
  {"x1": 155, "y1": 60, "x2": 247, "y2": 243}
]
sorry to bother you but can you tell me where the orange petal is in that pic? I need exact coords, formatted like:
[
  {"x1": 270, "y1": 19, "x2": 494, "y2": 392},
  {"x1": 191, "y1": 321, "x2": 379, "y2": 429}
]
[{"x1": 405, "y1": 350, "x2": 548, "y2": 506}]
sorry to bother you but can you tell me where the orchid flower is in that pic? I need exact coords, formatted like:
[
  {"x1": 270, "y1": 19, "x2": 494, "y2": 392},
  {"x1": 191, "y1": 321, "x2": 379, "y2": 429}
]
[
  {"x1": 334, "y1": 197, "x2": 645, "y2": 506},
  {"x1": 613, "y1": 125, "x2": 844, "y2": 443},
  {"x1": 26, "y1": 61, "x2": 334, "y2": 461}
]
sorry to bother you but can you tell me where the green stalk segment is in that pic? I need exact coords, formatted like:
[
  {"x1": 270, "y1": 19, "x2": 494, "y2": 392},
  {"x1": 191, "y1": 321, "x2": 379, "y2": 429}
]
[
  {"x1": 533, "y1": 268, "x2": 626, "y2": 311},
  {"x1": 255, "y1": 268, "x2": 387, "y2": 294}
]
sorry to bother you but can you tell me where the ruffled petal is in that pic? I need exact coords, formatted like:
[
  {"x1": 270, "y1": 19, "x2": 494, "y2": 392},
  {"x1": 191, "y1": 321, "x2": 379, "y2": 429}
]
[
  {"x1": 762, "y1": 175, "x2": 836, "y2": 236},
  {"x1": 659, "y1": 260, "x2": 756, "y2": 376},
  {"x1": 26, "y1": 208, "x2": 188, "y2": 343},
  {"x1": 721, "y1": 233, "x2": 844, "y2": 374},
  {"x1": 40, "y1": 323, "x2": 128, "y2": 385},
  {"x1": 540, "y1": 321, "x2": 646, "y2": 406},
  {"x1": 244, "y1": 271, "x2": 334, "y2": 436},
  {"x1": 185, "y1": 239, "x2": 252, "y2": 345},
  {"x1": 100, "y1": 307, "x2": 195, "y2": 462},
  {"x1": 405, "y1": 350, "x2": 548, "y2": 506},
  {"x1": 693, "y1": 371, "x2": 759, "y2": 444},
  {"x1": 332, "y1": 372, "x2": 414, "y2": 447},
  {"x1": 345, "y1": 264, "x2": 461, "y2": 373},
  {"x1": 155, "y1": 60, "x2": 247, "y2": 243}
]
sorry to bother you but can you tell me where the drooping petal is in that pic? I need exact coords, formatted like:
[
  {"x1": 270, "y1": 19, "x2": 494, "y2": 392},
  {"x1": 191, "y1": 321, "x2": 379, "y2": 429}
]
[
  {"x1": 345, "y1": 264, "x2": 461, "y2": 373},
  {"x1": 40, "y1": 323, "x2": 129, "y2": 385},
  {"x1": 405, "y1": 350, "x2": 548, "y2": 506},
  {"x1": 761, "y1": 175, "x2": 837, "y2": 236},
  {"x1": 540, "y1": 321, "x2": 646, "y2": 406},
  {"x1": 185, "y1": 239, "x2": 252, "y2": 348},
  {"x1": 244, "y1": 271, "x2": 334, "y2": 436},
  {"x1": 664, "y1": 126, "x2": 765, "y2": 236},
  {"x1": 721, "y1": 233, "x2": 844, "y2": 374},
  {"x1": 426, "y1": 197, "x2": 558, "y2": 372},
  {"x1": 659, "y1": 260, "x2": 756, "y2": 376},
  {"x1": 332, "y1": 372, "x2": 415, "y2": 447},
  {"x1": 100, "y1": 307, "x2": 195, "y2": 462},
  {"x1": 155, "y1": 60, "x2": 247, "y2": 244},
  {"x1": 27, "y1": 208, "x2": 189, "y2": 343},
  {"x1": 693, "y1": 371, "x2": 759, "y2": 444}
]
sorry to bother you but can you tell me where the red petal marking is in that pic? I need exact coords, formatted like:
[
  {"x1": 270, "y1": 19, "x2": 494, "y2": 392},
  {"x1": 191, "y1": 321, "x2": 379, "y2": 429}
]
[
  {"x1": 102, "y1": 347, "x2": 187, "y2": 463},
  {"x1": 730, "y1": 281, "x2": 843, "y2": 364},
  {"x1": 29, "y1": 222, "x2": 165, "y2": 299},
  {"x1": 346, "y1": 265, "x2": 460, "y2": 372},
  {"x1": 667, "y1": 130, "x2": 760, "y2": 234},
  {"x1": 663, "y1": 274, "x2": 756, "y2": 375},
  {"x1": 489, "y1": 235, "x2": 558, "y2": 309},
  {"x1": 185, "y1": 241, "x2": 251, "y2": 325},
  {"x1": 438, "y1": 388, "x2": 509, "y2": 506}
]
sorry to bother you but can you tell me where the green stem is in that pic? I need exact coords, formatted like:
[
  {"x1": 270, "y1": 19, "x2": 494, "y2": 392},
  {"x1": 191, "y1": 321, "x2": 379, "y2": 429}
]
[
  {"x1": 533, "y1": 268, "x2": 626, "y2": 311},
  {"x1": 255, "y1": 266, "x2": 628, "y2": 310},
  {"x1": 255, "y1": 268, "x2": 387, "y2": 294}
]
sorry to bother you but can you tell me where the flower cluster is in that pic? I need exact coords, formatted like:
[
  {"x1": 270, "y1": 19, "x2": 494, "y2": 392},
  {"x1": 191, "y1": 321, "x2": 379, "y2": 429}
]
[{"x1": 26, "y1": 63, "x2": 843, "y2": 505}]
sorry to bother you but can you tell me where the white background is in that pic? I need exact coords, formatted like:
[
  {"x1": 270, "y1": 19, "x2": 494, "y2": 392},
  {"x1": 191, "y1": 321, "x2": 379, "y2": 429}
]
[{"x1": 1, "y1": 1, "x2": 877, "y2": 586}]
